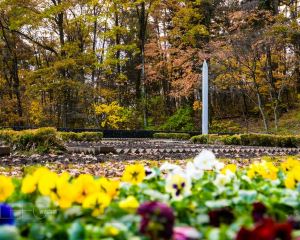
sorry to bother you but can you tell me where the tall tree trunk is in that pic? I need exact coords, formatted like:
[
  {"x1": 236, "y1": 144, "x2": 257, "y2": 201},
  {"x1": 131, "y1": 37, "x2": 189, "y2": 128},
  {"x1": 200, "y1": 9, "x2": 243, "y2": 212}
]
[
  {"x1": 257, "y1": 92, "x2": 269, "y2": 132},
  {"x1": 91, "y1": 5, "x2": 97, "y2": 86},
  {"x1": 265, "y1": 44, "x2": 280, "y2": 131},
  {"x1": 55, "y1": 0, "x2": 67, "y2": 127},
  {"x1": 137, "y1": 2, "x2": 148, "y2": 127}
]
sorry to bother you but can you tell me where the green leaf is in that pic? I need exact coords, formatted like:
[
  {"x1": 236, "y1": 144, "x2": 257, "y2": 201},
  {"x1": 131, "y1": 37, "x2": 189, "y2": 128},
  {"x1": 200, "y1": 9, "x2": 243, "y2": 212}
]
[{"x1": 68, "y1": 221, "x2": 85, "y2": 240}]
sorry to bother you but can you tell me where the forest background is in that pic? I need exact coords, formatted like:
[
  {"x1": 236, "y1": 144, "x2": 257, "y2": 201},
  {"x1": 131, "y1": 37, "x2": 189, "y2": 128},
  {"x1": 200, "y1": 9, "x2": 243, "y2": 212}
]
[{"x1": 0, "y1": 0, "x2": 299, "y2": 134}]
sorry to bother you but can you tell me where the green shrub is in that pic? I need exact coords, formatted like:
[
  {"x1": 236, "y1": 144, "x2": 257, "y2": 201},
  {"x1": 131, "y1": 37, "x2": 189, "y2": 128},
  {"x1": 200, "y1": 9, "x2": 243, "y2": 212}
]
[
  {"x1": 0, "y1": 130, "x2": 18, "y2": 143},
  {"x1": 240, "y1": 134, "x2": 277, "y2": 147},
  {"x1": 59, "y1": 131, "x2": 103, "y2": 142},
  {"x1": 59, "y1": 132, "x2": 79, "y2": 141},
  {"x1": 221, "y1": 135, "x2": 242, "y2": 145},
  {"x1": 191, "y1": 134, "x2": 228, "y2": 144},
  {"x1": 0, "y1": 127, "x2": 65, "y2": 153},
  {"x1": 239, "y1": 134, "x2": 300, "y2": 147},
  {"x1": 208, "y1": 134, "x2": 225, "y2": 144},
  {"x1": 291, "y1": 136, "x2": 300, "y2": 148},
  {"x1": 77, "y1": 132, "x2": 103, "y2": 141},
  {"x1": 153, "y1": 132, "x2": 191, "y2": 140},
  {"x1": 161, "y1": 107, "x2": 195, "y2": 131},
  {"x1": 190, "y1": 135, "x2": 209, "y2": 144},
  {"x1": 190, "y1": 133, "x2": 300, "y2": 147}
]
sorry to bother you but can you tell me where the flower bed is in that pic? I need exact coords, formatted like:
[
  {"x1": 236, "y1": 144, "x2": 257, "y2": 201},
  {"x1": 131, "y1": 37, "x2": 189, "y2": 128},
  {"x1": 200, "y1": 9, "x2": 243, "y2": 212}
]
[{"x1": 0, "y1": 151, "x2": 300, "y2": 239}]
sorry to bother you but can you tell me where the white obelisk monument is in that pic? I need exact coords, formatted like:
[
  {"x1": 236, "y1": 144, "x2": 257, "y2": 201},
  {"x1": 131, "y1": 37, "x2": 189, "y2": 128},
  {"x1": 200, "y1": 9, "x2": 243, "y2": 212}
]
[{"x1": 202, "y1": 60, "x2": 209, "y2": 134}]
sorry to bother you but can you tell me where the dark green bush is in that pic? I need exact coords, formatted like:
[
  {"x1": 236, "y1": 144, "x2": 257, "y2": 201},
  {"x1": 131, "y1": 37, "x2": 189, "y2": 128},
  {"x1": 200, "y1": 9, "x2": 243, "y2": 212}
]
[
  {"x1": 153, "y1": 132, "x2": 191, "y2": 140},
  {"x1": 221, "y1": 135, "x2": 242, "y2": 145},
  {"x1": 0, "y1": 129, "x2": 18, "y2": 143},
  {"x1": 161, "y1": 107, "x2": 195, "y2": 131},
  {"x1": 0, "y1": 127, "x2": 65, "y2": 153},
  {"x1": 190, "y1": 135, "x2": 209, "y2": 144},
  {"x1": 240, "y1": 134, "x2": 277, "y2": 147},
  {"x1": 191, "y1": 133, "x2": 300, "y2": 147},
  {"x1": 59, "y1": 132, "x2": 79, "y2": 141},
  {"x1": 77, "y1": 132, "x2": 103, "y2": 141},
  {"x1": 291, "y1": 136, "x2": 300, "y2": 148},
  {"x1": 59, "y1": 132, "x2": 103, "y2": 142},
  {"x1": 191, "y1": 134, "x2": 229, "y2": 144}
]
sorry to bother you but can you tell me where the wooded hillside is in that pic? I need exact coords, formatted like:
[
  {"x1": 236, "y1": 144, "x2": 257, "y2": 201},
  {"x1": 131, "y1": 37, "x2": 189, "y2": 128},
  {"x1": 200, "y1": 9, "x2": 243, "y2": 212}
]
[{"x1": 0, "y1": 0, "x2": 299, "y2": 131}]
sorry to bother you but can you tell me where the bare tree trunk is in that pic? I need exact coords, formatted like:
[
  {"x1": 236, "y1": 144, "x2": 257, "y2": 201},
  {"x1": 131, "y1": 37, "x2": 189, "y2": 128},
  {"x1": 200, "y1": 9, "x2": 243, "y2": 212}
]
[
  {"x1": 91, "y1": 9, "x2": 97, "y2": 86},
  {"x1": 257, "y1": 92, "x2": 269, "y2": 132},
  {"x1": 136, "y1": 2, "x2": 149, "y2": 127}
]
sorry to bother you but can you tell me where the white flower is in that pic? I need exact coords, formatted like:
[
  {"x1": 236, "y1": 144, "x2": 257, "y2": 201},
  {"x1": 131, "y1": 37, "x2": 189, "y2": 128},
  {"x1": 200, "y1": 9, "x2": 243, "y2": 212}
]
[
  {"x1": 194, "y1": 150, "x2": 216, "y2": 171},
  {"x1": 212, "y1": 161, "x2": 225, "y2": 172},
  {"x1": 213, "y1": 174, "x2": 231, "y2": 188},
  {"x1": 193, "y1": 150, "x2": 224, "y2": 172},
  {"x1": 165, "y1": 173, "x2": 191, "y2": 201},
  {"x1": 160, "y1": 162, "x2": 183, "y2": 174},
  {"x1": 213, "y1": 171, "x2": 234, "y2": 191},
  {"x1": 185, "y1": 161, "x2": 204, "y2": 180}
]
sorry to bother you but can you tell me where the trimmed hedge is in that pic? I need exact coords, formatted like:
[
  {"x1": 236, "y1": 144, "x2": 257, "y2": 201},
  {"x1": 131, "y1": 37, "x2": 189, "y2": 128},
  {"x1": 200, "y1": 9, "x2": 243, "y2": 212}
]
[
  {"x1": 0, "y1": 127, "x2": 65, "y2": 153},
  {"x1": 153, "y1": 132, "x2": 191, "y2": 140},
  {"x1": 221, "y1": 135, "x2": 242, "y2": 145},
  {"x1": 59, "y1": 131, "x2": 103, "y2": 142},
  {"x1": 191, "y1": 134, "x2": 300, "y2": 148},
  {"x1": 190, "y1": 134, "x2": 227, "y2": 144}
]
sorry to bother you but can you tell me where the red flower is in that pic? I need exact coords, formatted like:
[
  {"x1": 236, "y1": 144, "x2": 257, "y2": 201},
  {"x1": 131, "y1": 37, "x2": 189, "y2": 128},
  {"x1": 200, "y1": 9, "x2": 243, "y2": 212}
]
[
  {"x1": 236, "y1": 218, "x2": 292, "y2": 240},
  {"x1": 275, "y1": 222, "x2": 293, "y2": 240},
  {"x1": 252, "y1": 218, "x2": 276, "y2": 240},
  {"x1": 236, "y1": 227, "x2": 254, "y2": 240}
]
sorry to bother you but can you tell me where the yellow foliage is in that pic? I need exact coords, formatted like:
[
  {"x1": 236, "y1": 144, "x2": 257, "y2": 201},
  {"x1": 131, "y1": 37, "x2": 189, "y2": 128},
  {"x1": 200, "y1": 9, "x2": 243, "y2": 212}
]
[
  {"x1": 193, "y1": 100, "x2": 202, "y2": 111},
  {"x1": 93, "y1": 101, "x2": 129, "y2": 129},
  {"x1": 29, "y1": 100, "x2": 43, "y2": 126}
]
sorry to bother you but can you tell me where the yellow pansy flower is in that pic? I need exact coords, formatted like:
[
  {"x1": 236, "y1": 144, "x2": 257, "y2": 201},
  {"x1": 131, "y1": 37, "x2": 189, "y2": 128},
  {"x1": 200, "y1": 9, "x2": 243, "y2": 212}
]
[
  {"x1": 0, "y1": 176, "x2": 14, "y2": 201},
  {"x1": 285, "y1": 173, "x2": 296, "y2": 189},
  {"x1": 281, "y1": 157, "x2": 300, "y2": 173},
  {"x1": 122, "y1": 164, "x2": 145, "y2": 185},
  {"x1": 73, "y1": 174, "x2": 98, "y2": 203},
  {"x1": 21, "y1": 175, "x2": 37, "y2": 194},
  {"x1": 82, "y1": 193, "x2": 111, "y2": 216},
  {"x1": 291, "y1": 166, "x2": 300, "y2": 182},
  {"x1": 33, "y1": 167, "x2": 52, "y2": 181},
  {"x1": 38, "y1": 171, "x2": 58, "y2": 196},
  {"x1": 104, "y1": 225, "x2": 120, "y2": 236},
  {"x1": 119, "y1": 196, "x2": 139, "y2": 213},
  {"x1": 247, "y1": 161, "x2": 278, "y2": 180},
  {"x1": 96, "y1": 178, "x2": 119, "y2": 198},
  {"x1": 221, "y1": 164, "x2": 237, "y2": 174},
  {"x1": 56, "y1": 178, "x2": 78, "y2": 209},
  {"x1": 247, "y1": 168, "x2": 256, "y2": 179}
]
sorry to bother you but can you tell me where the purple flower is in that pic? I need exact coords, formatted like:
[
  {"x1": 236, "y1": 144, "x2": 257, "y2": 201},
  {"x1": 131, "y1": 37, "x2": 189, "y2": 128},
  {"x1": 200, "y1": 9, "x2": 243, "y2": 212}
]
[
  {"x1": 138, "y1": 201, "x2": 175, "y2": 239},
  {"x1": 173, "y1": 226, "x2": 201, "y2": 240},
  {"x1": 252, "y1": 202, "x2": 267, "y2": 223},
  {"x1": 208, "y1": 208, "x2": 234, "y2": 227},
  {"x1": 0, "y1": 203, "x2": 14, "y2": 225}
]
